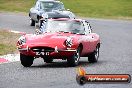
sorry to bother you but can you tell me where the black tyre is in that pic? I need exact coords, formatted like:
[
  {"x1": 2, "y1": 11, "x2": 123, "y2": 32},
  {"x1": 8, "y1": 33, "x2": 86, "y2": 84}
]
[
  {"x1": 39, "y1": 20, "x2": 43, "y2": 28},
  {"x1": 44, "y1": 58, "x2": 53, "y2": 63},
  {"x1": 20, "y1": 54, "x2": 34, "y2": 67},
  {"x1": 30, "y1": 18, "x2": 35, "y2": 26},
  {"x1": 67, "y1": 47, "x2": 81, "y2": 67},
  {"x1": 35, "y1": 19, "x2": 43, "y2": 29},
  {"x1": 88, "y1": 45, "x2": 99, "y2": 63}
]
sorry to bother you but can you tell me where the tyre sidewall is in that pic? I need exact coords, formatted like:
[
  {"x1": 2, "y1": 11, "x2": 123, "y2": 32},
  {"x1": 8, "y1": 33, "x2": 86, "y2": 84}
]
[
  {"x1": 88, "y1": 46, "x2": 99, "y2": 63},
  {"x1": 67, "y1": 47, "x2": 81, "y2": 66},
  {"x1": 20, "y1": 54, "x2": 34, "y2": 67}
]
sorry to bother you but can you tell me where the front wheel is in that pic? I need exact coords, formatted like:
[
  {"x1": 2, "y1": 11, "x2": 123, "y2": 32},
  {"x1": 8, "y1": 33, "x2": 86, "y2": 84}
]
[
  {"x1": 67, "y1": 47, "x2": 81, "y2": 67},
  {"x1": 88, "y1": 45, "x2": 99, "y2": 63},
  {"x1": 30, "y1": 18, "x2": 35, "y2": 26},
  {"x1": 20, "y1": 54, "x2": 34, "y2": 67},
  {"x1": 35, "y1": 19, "x2": 43, "y2": 29}
]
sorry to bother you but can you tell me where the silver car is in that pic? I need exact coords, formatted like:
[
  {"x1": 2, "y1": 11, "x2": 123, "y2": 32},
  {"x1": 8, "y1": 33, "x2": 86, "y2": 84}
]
[{"x1": 29, "y1": 0, "x2": 75, "y2": 27}]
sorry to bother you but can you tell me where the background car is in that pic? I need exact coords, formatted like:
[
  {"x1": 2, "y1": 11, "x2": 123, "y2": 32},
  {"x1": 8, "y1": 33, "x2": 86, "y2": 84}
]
[
  {"x1": 29, "y1": 0, "x2": 75, "y2": 28},
  {"x1": 17, "y1": 18, "x2": 100, "y2": 67}
]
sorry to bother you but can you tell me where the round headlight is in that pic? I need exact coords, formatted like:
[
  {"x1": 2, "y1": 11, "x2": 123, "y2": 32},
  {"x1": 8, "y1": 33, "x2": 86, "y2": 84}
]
[
  {"x1": 65, "y1": 37, "x2": 73, "y2": 47},
  {"x1": 42, "y1": 13, "x2": 48, "y2": 19},
  {"x1": 18, "y1": 36, "x2": 26, "y2": 45}
]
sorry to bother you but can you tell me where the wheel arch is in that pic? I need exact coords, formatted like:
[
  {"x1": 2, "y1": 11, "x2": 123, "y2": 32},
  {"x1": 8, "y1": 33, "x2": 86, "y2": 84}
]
[{"x1": 97, "y1": 43, "x2": 101, "y2": 48}]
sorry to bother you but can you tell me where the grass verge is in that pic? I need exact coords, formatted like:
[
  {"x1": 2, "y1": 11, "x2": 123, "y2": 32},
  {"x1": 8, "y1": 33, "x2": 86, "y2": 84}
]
[
  {"x1": 0, "y1": 0, "x2": 132, "y2": 19},
  {"x1": 0, "y1": 30, "x2": 21, "y2": 55},
  {"x1": 62, "y1": 0, "x2": 132, "y2": 19},
  {"x1": 0, "y1": 0, "x2": 35, "y2": 12}
]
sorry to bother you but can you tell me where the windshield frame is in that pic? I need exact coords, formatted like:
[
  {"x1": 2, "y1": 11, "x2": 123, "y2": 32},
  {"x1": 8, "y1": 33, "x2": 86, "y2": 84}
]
[
  {"x1": 44, "y1": 19, "x2": 86, "y2": 34},
  {"x1": 40, "y1": 1, "x2": 65, "y2": 11}
]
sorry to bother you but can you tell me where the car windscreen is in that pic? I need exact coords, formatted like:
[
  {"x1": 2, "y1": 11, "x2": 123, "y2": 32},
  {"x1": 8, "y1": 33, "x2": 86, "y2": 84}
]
[
  {"x1": 41, "y1": 2, "x2": 65, "y2": 12},
  {"x1": 45, "y1": 20, "x2": 85, "y2": 34}
]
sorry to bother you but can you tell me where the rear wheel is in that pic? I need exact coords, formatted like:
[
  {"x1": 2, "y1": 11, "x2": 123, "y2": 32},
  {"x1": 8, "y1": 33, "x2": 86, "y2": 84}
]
[
  {"x1": 20, "y1": 54, "x2": 34, "y2": 67},
  {"x1": 88, "y1": 45, "x2": 99, "y2": 63},
  {"x1": 67, "y1": 47, "x2": 81, "y2": 67}
]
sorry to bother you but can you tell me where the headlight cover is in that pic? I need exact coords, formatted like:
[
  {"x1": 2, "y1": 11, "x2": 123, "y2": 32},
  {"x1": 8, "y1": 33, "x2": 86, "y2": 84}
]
[
  {"x1": 42, "y1": 13, "x2": 48, "y2": 19},
  {"x1": 18, "y1": 36, "x2": 26, "y2": 45},
  {"x1": 65, "y1": 37, "x2": 73, "y2": 47}
]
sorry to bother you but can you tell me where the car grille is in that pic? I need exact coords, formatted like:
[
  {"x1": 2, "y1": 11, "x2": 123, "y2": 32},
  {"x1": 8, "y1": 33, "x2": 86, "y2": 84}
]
[{"x1": 31, "y1": 47, "x2": 55, "y2": 52}]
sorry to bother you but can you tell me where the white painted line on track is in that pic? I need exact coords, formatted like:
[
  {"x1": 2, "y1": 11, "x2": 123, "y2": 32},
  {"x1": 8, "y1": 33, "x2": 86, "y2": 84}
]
[{"x1": 9, "y1": 30, "x2": 26, "y2": 34}]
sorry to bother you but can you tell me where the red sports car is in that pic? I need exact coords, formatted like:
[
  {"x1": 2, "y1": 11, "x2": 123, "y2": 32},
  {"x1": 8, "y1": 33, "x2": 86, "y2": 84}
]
[{"x1": 17, "y1": 18, "x2": 100, "y2": 67}]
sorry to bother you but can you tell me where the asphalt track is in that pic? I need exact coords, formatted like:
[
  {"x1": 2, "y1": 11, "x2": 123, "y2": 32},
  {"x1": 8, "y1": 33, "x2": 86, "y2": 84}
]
[{"x1": 0, "y1": 12, "x2": 132, "y2": 88}]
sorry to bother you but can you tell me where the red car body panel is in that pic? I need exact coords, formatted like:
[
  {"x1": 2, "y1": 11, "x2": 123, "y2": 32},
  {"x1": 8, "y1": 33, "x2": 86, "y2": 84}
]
[{"x1": 17, "y1": 32, "x2": 100, "y2": 59}]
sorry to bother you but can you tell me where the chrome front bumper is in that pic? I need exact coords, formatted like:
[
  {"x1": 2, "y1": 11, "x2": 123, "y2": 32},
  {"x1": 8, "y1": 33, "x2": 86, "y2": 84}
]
[{"x1": 18, "y1": 46, "x2": 77, "y2": 52}]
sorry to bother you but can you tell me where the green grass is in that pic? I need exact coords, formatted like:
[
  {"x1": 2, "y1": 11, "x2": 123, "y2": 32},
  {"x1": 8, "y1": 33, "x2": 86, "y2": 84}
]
[
  {"x1": 0, "y1": 30, "x2": 21, "y2": 55},
  {"x1": 61, "y1": 0, "x2": 132, "y2": 19},
  {"x1": 0, "y1": 0, "x2": 132, "y2": 19},
  {"x1": 0, "y1": 0, "x2": 35, "y2": 12}
]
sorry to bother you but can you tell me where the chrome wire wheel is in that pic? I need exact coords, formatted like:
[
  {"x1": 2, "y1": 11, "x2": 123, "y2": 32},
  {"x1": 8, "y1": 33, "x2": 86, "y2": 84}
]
[
  {"x1": 74, "y1": 49, "x2": 80, "y2": 63},
  {"x1": 67, "y1": 47, "x2": 81, "y2": 67},
  {"x1": 88, "y1": 45, "x2": 100, "y2": 63}
]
